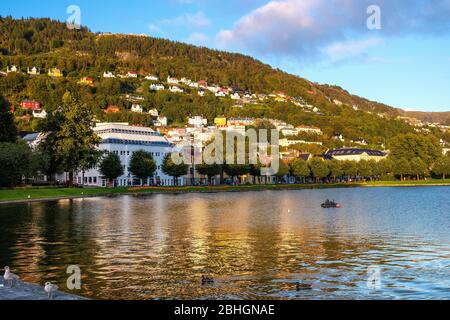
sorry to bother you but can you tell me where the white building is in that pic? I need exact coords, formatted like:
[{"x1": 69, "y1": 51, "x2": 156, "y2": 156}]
[
  {"x1": 7, "y1": 65, "x2": 19, "y2": 73},
  {"x1": 75, "y1": 123, "x2": 179, "y2": 187},
  {"x1": 149, "y1": 108, "x2": 159, "y2": 117},
  {"x1": 145, "y1": 75, "x2": 158, "y2": 81},
  {"x1": 32, "y1": 109, "x2": 47, "y2": 119},
  {"x1": 154, "y1": 116, "x2": 168, "y2": 127},
  {"x1": 167, "y1": 76, "x2": 180, "y2": 85},
  {"x1": 279, "y1": 139, "x2": 323, "y2": 147},
  {"x1": 103, "y1": 71, "x2": 116, "y2": 78},
  {"x1": 131, "y1": 104, "x2": 143, "y2": 113},
  {"x1": 27, "y1": 67, "x2": 40, "y2": 75},
  {"x1": 296, "y1": 125, "x2": 322, "y2": 135},
  {"x1": 230, "y1": 93, "x2": 241, "y2": 100},
  {"x1": 126, "y1": 72, "x2": 138, "y2": 78},
  {"x1": 188, "y1": 116, "x2": 208, "y2": 127},
  {"x1": 150, "y1": 83, "x2": 165, "y2": 91},
  {"x1": 169, "y1": 86, "x2": 184, "y2": 93}
]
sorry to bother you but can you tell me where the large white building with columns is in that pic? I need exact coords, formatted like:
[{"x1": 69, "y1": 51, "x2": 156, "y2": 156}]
[{"x1": 75, "y1": 123, "x2": 181, "y2": 187}]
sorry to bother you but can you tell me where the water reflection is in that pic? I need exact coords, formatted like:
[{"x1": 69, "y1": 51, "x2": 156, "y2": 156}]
[{"x1": 0, "y1": 187, "x2": 449, "y2": 300}]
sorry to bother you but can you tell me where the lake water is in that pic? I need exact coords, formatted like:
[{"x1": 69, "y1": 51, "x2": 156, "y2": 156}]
[{"x1": 1, "y1": 187, "x2": 449, "y2": 300}]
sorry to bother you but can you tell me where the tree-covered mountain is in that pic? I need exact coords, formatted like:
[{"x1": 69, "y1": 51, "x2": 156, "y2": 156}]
[{"x1": 0, "y1": 16, "x2": 448, "y2": 149}]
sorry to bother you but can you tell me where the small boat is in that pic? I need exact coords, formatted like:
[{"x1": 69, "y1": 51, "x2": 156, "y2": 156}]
[{"x1": 321, "y1": 199, "x2": 341, "y2": 208}]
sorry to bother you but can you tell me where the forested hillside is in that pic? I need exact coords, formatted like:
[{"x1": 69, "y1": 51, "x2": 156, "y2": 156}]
[{"x1": 0, "y1": 16, "x2": 448, "y2": 149}]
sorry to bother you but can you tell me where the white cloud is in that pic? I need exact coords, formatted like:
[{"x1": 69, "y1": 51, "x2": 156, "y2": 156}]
[
  {"x1": 160, "y1": 11, "x2": 211, "y2": 29},
  {"x1": 323, "y1": 38, "x2": 384, "y2": 62},
  {"x1": 186, "y1": 32, "x2": 210, "y2": 45},
  {"x1": 216, "y1": 0, "x2": 450, "y2": 61}
]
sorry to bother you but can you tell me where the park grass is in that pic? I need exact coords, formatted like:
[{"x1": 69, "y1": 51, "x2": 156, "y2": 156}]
[
  {"x1": 1, "y1": 180, "x2": 449, "y2": 203},
  {"x1": 366, "y1": 179, "x2": 450, "y2": 186}
]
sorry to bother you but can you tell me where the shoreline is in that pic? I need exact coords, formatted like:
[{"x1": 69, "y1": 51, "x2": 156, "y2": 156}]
[
  {"x1": 0, "y1": 278, "x2": 86, "y2": 300},
  {"x1": 1, "y1": 181, "x2": 450, "y2": 205}
]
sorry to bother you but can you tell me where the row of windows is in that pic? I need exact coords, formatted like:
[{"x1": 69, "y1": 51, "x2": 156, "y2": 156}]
[
  {"x1": 96, "y1": 129, "x2": 161, "y2": 136},
  {"x1": 78, "y1": 177, "x2": 98, "y2": 184},
  {"x1": 111, "y1": 150, "x2": 168, "y2": 158},
  {"x1": 101, "y1": 138, "x2": 173, "y2": 147}
]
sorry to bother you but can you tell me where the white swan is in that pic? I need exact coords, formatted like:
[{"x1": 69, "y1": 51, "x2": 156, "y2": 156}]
[
  {"x1": 3, "y1": 266, "x2": 19, "y2": 288},
  {"x1": 44, "y1": 282, "x2": 59, "y2": 299}
]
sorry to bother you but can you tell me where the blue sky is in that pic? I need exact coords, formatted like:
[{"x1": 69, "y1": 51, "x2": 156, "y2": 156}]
[{"x1": 1, "y1": 0, "x2": 450, "y2": 112}]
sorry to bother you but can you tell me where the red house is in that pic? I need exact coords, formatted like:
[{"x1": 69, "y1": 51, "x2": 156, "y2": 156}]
[{"x1": 21, "y1": 101, "x2": 41, "y2": 110}]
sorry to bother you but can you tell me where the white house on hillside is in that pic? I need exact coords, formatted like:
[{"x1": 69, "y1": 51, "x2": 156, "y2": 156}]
[
  {"x1": 150, "y1": 83, "x2": 165, "y2": 91},
  {"x1": 169, "y1": 86, "x2": 184, "y2": 93},
  {"x1": 145, "y1": 75, "x2": 158, "y2": 81},
  {"x1": 167, "y1": 76, "x2": 180, "y2": 85},
  {"x1": 131, "y1": 104, "x2": 143, "y2": 113},
  {"x1": 7, "y1": 65, "x2": 19, "y2": 73},
  {"x1": 27, "y1": 67, "x2": 40, "y2": 75},
  {"x1": 103, "y1": 71, "x2": 116, "y2": 78},
  {"x1": 188, "y1": 116, "x2": 208, "y2": 127}
]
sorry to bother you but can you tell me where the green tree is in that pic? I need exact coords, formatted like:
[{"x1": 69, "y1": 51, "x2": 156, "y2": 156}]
[
  {"x1": 308, "y1": 158, "x2": 330, "y2": 182},
  {"x1": 409, "y1": 157, "x2": 427, "y2": 180},
  {"x1": 224, "y1": 164, "x2": 249, "y2": 183},
  {"x1": 129, "y1": 150, "x2": 157, "y2": 185},
  {"x1": 275, "y1": 161, "x2": 290, "y2": 181},
  {"x1": 341, "y1": 161, "x2": 358, "y2": 181},
  {"x1": 99, "y1": 152, "x2": 124, "y2": 187},
  {"x1": 327, "y1": 159, "x2": 343, "y2": 181},
  {"x1": 289, "y1": 159, "x2": 310, "y2": 183},
  {"x1": 432, "y1": 156, "x2": 450, "y2": 180},
  {"x1": 161, "y1": 153, "x2": 189, "y2": 185},
  {"x1": 378, "y1": 158, "x2": 394, "y2": 175},
  {"x1": 197, "y1": 162, "x2": 222, "y2": 185},
  {"x1": 0, "y1": 96, "x2": 17, "y2": 143},
  {"x1": 0, "y1": 141, "x2": 34, "y2": 187},
  {"x1": 393, "y1": 158, "x2": 411, "y2": 181},
  {"x1": 357, "y1": 160, "x2": 373, "y2": 180},
  {"x1": 40, "y1": 92, "x2": 100, "y2": 185},
  {"x1": 389, "y1": 133, "x2": 441, "y2": 165}
]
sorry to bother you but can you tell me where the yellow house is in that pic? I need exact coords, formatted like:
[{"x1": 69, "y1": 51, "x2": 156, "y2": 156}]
[
  {"x1": 79, "y1": 77, "x2": 94, "y2": 86},
  {"x1": 48, "y1": 68, "x2": 63, "y2": 77},
  {"x1": 214, "y1": 117, "x2": 227, "y2": 127}
]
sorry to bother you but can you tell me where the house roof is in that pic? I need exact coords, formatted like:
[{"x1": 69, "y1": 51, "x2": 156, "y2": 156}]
[
  {"x1": 298, "y1": 153, "x2": 311, "y2": 161},
  {"x1": 325, "y1": 148, "x2": 386, "y2": 159}
]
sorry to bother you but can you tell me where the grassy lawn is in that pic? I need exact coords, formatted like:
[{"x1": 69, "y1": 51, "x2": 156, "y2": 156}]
[
  {"x1": 1, "y1": 180, "x2": 449, "y2": 203},
  {"x1": 0, "y1": 187, "x2": 123, "y2": 202},
  {"x1": 366, "y1": 179, "x2": 450, "y2": 186}
]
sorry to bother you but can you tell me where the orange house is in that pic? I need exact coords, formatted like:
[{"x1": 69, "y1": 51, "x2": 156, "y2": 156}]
[{"x1": 79, "y1": 77, "x2": 94, "y2": 86}]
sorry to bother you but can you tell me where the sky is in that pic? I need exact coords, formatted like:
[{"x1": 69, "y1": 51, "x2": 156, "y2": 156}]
[{"x1": 1, "y1": 0, "x2": 450, "y2": 112}]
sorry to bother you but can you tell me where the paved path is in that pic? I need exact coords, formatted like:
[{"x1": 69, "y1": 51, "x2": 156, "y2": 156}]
[{"x1": 0, "y1": 277, "x2": 86, "y2": 300}]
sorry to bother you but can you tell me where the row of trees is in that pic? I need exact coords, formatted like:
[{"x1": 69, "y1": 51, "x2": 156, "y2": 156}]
[
  {"x1": 98, "y1": 151, "x2": 189, "y2": 187},
  {"x1": 190, "y1": 154, "x2": 450, "y2": 185}
]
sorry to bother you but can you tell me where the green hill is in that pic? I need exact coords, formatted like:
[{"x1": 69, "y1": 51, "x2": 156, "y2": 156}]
[{"x1": 0, "y1": 16, "x2": 448, "y2": 149}]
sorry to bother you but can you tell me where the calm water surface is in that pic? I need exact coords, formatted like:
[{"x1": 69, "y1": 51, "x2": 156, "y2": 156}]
[{"x1": 1, "y1": 187, "x2": 449, "y2": 300}]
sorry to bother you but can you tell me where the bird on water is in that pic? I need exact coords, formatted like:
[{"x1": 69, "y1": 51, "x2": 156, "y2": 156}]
[
  {"x1": 296, "y1": 282, "x2": 312, "y2": 291},
  {"x1": 201, "y1": 275, "x2": 214, "y2": 285}
]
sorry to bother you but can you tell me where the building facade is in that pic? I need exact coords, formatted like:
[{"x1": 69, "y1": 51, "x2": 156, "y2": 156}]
[{"x1": 74, "y1": 123, "x2": 179, "y2": 187}]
